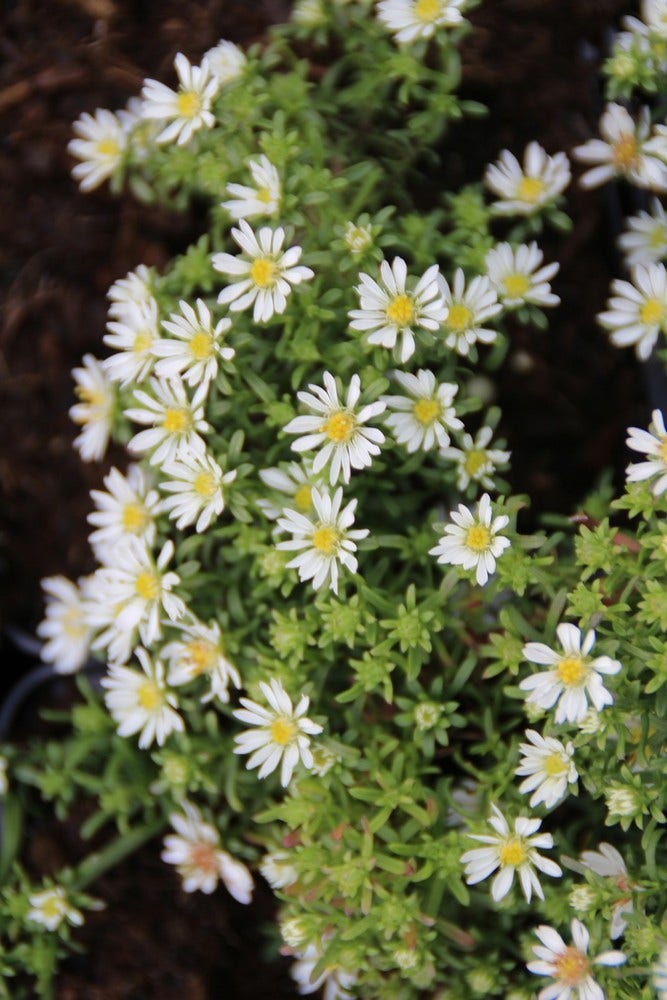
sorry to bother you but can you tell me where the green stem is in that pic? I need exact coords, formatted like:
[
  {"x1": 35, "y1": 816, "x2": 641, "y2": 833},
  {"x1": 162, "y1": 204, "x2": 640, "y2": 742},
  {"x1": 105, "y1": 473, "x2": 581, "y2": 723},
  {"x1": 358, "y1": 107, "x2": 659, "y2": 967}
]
[{"x1": 70, "y1": 817, "x2": 166, "y2": 892}]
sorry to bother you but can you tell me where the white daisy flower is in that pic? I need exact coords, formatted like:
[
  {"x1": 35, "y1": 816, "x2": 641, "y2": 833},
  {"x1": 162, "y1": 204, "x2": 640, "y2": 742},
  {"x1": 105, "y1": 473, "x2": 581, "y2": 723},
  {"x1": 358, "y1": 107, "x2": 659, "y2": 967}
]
[
  {"x1": 141, "y1": 52, "x2": 219, "y2": 147},
  {"x1": 579, "y1": 843, "x2": 635, "y2": 940},
  {"x1": 653, "y1": 947, "x2": 667, "y2": 998},
  {"x1": 461, "y1": 804, "x2": 562, "y2": 902},
  {"x1": 484, "y1": 142, "x2": 571, "y2": 216},
  {"x1": 162, "y1": 618, "x2": 241, "y2": 704},
  {"x1": 161, "y1": 802, "x2": 253, "y2": 901},
  {"x1": 27, "y1": 886, "x2": 83, "y2": 932},
  {"x1": 515, "y1": 729, "x2": 578, "y2": 809},
  {"x1": 348, "y1": 257, "x2": 447, "y2": 364},
  {"x1": 376, "y1": 0, "x2": 465, "y2": 45},
  {"x1": 107, "y1": 264, "x2": 155, "y2": 321},
  {"x1": 440, "y1": 426, "x2": 510, "y2": 491},
  {"x1": 257, "y1": 460, "x2": 322, "y2": 521},
  {"x1": 37, "y1": 575, "x2": 92, "y2": 674},
  {"x1": 618, "y1": 198, "x2": 667, "y2": 268},
  {"x1": 201, "y1": 39, "x2": 247, "y2": 87},
  {"x1": 69, "y1": 354, "x2": 115, "y2": 462},
  {"x1": 520, "y1": 623, "x2": 622, "y2": 725},
  {"x1": 88, "y1": 464, "x2": 160, "y2": 557},
  {"x1": 291, "y1": 943, "x2": 357, "y2": 999},
  {"x1": 626, "y1": 407, "x2": 667, "y2": 494},
  {"x1": 485, "y1": 242, "x2": 560, "y2": 309},
  {"x1": 160, "y1": 449, "x2": 234, "y2": 533},
  {"x1": 276, "y1": 486, "x2": 368, "y2": 594},
  {"x1": 89, "y1": 538, "x2": 185, "y2": 661},
  {"x1": 233, "y1": 678, "x2": 323, "y2": 787},
  {"x1": 103, "y1": 298, "x2": 160, "y2": 386},
  {"x1": 259, "y1": 851, "x2": 299, "y2": 890},
  {"x1": 67, "y1": 108, "x2": 127, "y2": 192},
  {"x1": 436, "y1": 268, "x2": 501, "y2": 356},
  {"x1": 343, "y1": 221, "x2": 373, "y2": 255},
  {"x1": 382, "y1": 369, "x2": 463, "y2": 452},
  {"x1": 283, "y1": 371, "x2": 385, "y2": 485},
  {"x1": 221, "y1": 155, "x2": 281, "y2": 221},
  {"x1": 597, "y1": 262, "x2": 667, "y2": 359},
  {"x1": 125, "y1": 377, "x2": 209, "y2": 466},
  {"x1": 430, "y1": 493, "x2": 510, "y2": 586},
  {"x1": 212, "y1": 220, "x2": 314, "y2": 323},
  {"x1": 102, "y1": 647, "x2": 184, "y2": 749},
  {"x1": 573, "y1": 102, "x2": 667, "y2": 191},
  {"x1": 153, "y1": 298, "x2": 234, "y2": 388},
  {"x1": 527, "y1": 919, "x2": 626, "y2": 1000}
]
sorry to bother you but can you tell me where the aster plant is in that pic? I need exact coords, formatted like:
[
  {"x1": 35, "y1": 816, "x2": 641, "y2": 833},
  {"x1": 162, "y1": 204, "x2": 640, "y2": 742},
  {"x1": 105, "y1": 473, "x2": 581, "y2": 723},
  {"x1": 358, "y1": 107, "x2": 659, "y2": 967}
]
[{"x1": 3, "y1": 2, "x2": 667, "y2": 998}]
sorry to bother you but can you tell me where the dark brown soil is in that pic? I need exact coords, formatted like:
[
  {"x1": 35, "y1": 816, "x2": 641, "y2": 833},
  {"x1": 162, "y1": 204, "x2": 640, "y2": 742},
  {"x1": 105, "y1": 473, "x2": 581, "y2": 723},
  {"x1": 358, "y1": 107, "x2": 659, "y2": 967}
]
[{"x1": 0, "y1": 0, "x2": 649, "y2": 996}]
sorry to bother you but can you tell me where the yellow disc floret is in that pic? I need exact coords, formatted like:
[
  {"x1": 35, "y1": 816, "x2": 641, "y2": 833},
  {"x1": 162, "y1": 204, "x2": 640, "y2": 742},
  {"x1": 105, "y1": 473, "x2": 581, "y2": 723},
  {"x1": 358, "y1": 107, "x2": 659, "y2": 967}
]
[
  {"x1": 612, "y1": 133, "x2": 638, "y2": 171},
  {"x1": 194, "y1": 471, "x2": 218, "y2": 498},
  {"x1": 293, "y1": 484, "x2": 313, "y2": 511},
  {"x1": 189, "y1": 331, "x2": 213, "y2": 359},
  {"x1": 499, "y1": 838, "x2": 527, "y2": 867},
  {"x1": 386, "y1": 293, "x2": 415, "y2": 327},
  {"x1": 544, "y1": 752, "x2": 568, "y2": 776},
  {"x1": 518, "y1": 176, "x2": 545, "y2": 203},
  {"x1": 186, "y1": 639, "x2": 217, "y2": 676},
  {"x1": 135, "y1": 570, "x2": 159, "y2": 601},
  {"x1": 137, "y1": 679, "x2": 162, "y2": 710},
  {"x1": 504, "y1": 273, "x2": 530, "y2": 298},
  {"x1": 323, "y1": 410, "x2": 356, "y2": 443},
  {"x1": 557, "y1": 656, "x2": 586, "y2": 686},
  {"x1": 465, "y1": 523, "x2": 491, "y2": 552},
  {"x1": 122, "y1": 503, "x2": 148, "y2": 533},
  {"x1": 447, "y1": 303, "x2": 472, "y2": 331},
  {"x1": 133, "y1": 331, "x2": 153, "y2": 353},
  {"x1": 413, "y1": 398, "x2": 441, "y2": 426},
  {"x1": 163, "y1": 408, "x2": 190, "y2": 434},
  {"x1": 177, "y1": 90, "x2": 202, "y2": 119},
  {"x1": 97, "y1": 137, "x2": 120, "y2": 158},
  {"x1": 640, "y1": 297, "x2": 665, "y2": 325},
  {"x1": 312, "y1": 526, "x2": 340, "y2": 555},
  {"x1": 554, "y1": 947, "x2": 590, "y2": 987},
  {"x1": 250, "y1": 257, "x2": 277, "y2": 288},
  {"x1": 415, "y1": 0, "x2": 440, "y2": 22},
  {"x1": 270, "y1": 717, "x2": 296, "y2": 745},
  {"x1": 464, "y1": 449, "x2": 488, "y2": 477}
]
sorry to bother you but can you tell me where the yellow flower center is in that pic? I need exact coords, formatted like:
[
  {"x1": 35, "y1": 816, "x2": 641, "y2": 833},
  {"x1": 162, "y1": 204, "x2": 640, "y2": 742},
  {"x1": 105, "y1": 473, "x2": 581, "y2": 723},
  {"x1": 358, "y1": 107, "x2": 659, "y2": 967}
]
[
  {"x1": 97, "y1": 137, "x2": 120, "y2": 157},
  {"x1": 415, "y1": 0, "x2": 440, "y2": 21},
  {"x1": 293, "y1": 483, "x2": 313, "y2": 511},
  {"x1": 659, "y1": 436, "x2": 667, "y2": 464},
  {"x1": 163, "y1": 408, "x2": 190, "y2": 434},
  {"x1": 544, "y1": 752, "x2": 568, "y2": 776},
  {"x1": 270, "y1": 717, "x2": 296, "y2": 745},
  {"x1": 518, "y1": 176, "x2": 545, "y2": 203},
  {"x1": 62, "y1": 608, "x2": 85, "y2": 639},
  {"x1": 135, "y1": 570, "x2": 159, "y2": 600},
  {"x1": 465, "y1": 523, "x2": 491, "y2": 552},
  {"x1": 186, "y1": 639, "x2": 217, "y2": 676},
  {"x1": 194, "y1": 471, "x2": 218, "y2": 498},
  {"x1": 256, "y1": 186, "x2": 273, "y2": 204},
  {"x1": 40, "y1": 895, "x2": 65, "y2": 921},
  {"x1": 504, "y1": 272, "x2": 530, "y2": 298},
  {"x1": 137, "y1": 679, "x2": 162, "y2": 710},
  {"x1": 386, "y1": 293, "x2": 415, "y2": 327},
  {"x1": 190, "y1": 841, "x2": 219, "y2": 875},
  {"x1": 640, "y1": 297, "x2": 664, "y2": 325},
  {"x1": 250, "y1": 257, "x2": 277, "y2": 288},
  {"x1": 557, "y1": 656, "x2": 586, "y2": 686},
  {"x1": 612, "y1": 133, "x2": 638, "y2": 170},
  {"x1": 649, "y1": 225, "x2": 667, "y2": 248},
  {"x1": 499, "y1": 838, "x2": 527, "y2": 867},
  {"x1": 554, "y1": 947, "x2": 590, "y2": 987},
  {"x1": 312, "y1": 526, "x2": 340, "y2": 555},
  {"x1": 176, "y1": 90, "x2": 202, "y2": 119},
  {"x1": 447, "y1": 303, "x2": 471, "y2": 331},
  {"x1": 122, "y1": 503, "x2": 148, "y2": 533},
  {"x1": 323, "y1": 410, "x2": 356, "y2": 443},
  {"x1": 413, "y1": 398, "x2": 441, "y2": 426},
  {"x1": 189, "y1": 331, "x2": 213, "y2": 360},
  {"x1": 133, "y1": 331, "x2": 153, "y2": 353},
  {"x1": 464, "y1": 449, "x2": 487, "y2": 476},
  {"x1": 75, "y1": 386, "x2": 104, "y2": 407}
]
